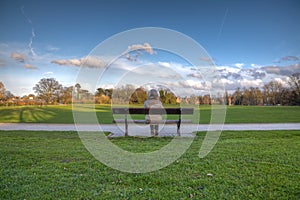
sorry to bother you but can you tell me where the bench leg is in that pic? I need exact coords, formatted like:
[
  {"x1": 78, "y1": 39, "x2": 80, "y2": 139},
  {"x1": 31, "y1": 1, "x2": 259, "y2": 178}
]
[
  {"x1": 125, "y1": 114, "x2": 128, "y2": 136},
  {"x1": 177, "y1": 121, "x2": 181, "y2": 136}
]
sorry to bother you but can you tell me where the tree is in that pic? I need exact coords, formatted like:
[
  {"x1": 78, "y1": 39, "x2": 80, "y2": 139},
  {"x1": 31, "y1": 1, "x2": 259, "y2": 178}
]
[
  {"x1": 75, "y1": 83, "x2": 81, "y2": 100},
  {"x1": 263, "y1": 81, "x2": 283, "y2": 105},
  {"x1": 159, "y1": 89, "x2": 177, "y2": 104},
  {"x1": 159, "y1": 89, "x2": 166, "y2": 103},
  {"x1": 112, "y1": 84, "x2": 135, "y2": 104},
  {"x1": 4, "y1": 90, "x2": 14, "y2": 100},
  {"x1": 95, "y1": 87, "x2": 112, "y2": 104},
  {"x1": 232, "y1": 87, "x2": 242, "y2": 105},
  {"x1": 104, "y1": 88, "x2": 113, "y2": 98},
  {"x1": 202, "y1": 94, "x2": 211, "y2": 105},
  {"x1": 288, "y1": 73, "x2": 300, "y2": 105},
  {"x1": 61, "y1": 86, "x2": 73, "y2": 104},
  {"x1": 165, "y1": 91, "x2": 177, "y2": 104},
  {"x1": 130, "y1": 87, "x2": 147, "y2": 104},
  {"x1": 0, "y1": 82, "x2": 5, "y2": 101},
  {"x1": 33, "y1": 78, "x2": 62, "y2": 104},
  {"x1": 96, "y1": 88, "x2": 105, "y2": 96},
  {"x1": 80, "y1": 89, "x2": 94, "y2": 102}
]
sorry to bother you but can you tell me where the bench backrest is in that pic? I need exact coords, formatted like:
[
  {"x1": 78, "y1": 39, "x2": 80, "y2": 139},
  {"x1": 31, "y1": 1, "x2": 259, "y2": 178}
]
[{"x1": 112, "y1": 108, "x2": 194, "y2": 115}]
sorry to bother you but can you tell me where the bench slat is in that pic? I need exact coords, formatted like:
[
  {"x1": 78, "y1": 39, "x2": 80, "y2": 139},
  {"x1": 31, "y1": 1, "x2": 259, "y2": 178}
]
[
  {"x1": 112, "y1": 108, "x2": 194, "y2": 115},
  {"x1": 113, "y1": 119, "x2": 192, "y2": 124}
]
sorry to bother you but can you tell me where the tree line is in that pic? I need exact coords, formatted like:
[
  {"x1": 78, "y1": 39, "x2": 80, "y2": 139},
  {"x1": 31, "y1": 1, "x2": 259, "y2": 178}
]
[
  {"x1": 0, "y1": 73, "x2": 299, "y2": 106},
  {"x1": 228, "y1": 73, "x2": 300, "y2": 106}
]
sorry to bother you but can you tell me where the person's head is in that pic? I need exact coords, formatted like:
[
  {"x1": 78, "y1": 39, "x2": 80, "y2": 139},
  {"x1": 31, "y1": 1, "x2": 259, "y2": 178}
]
[{"x1": 148, "y1": 89, "x2": 159, "y2": 100}]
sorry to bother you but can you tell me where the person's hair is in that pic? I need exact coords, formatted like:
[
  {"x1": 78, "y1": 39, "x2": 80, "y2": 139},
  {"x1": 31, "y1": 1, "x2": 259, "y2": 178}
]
[{"x1": 148, "y1": 89, "x2": 159, "y2": 99}]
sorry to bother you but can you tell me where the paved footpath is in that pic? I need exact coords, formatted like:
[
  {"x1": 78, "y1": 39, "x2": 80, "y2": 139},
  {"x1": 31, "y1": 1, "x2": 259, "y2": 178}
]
[{"x1": 0, "y1": 123, "x2": 299, "y2": 137}]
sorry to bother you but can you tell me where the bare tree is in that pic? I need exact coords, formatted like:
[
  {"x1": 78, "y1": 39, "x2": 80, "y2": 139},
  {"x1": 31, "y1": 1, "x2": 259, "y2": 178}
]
[
  {"x1": 61, "y1": 86, "x2": 74, "y2": 104},
  {"x1": 263, "y1": 81, "x2": 283, "y2": 105},
  {"x1": 112, "y1": 84, "x2": 135, "y2": 104},
  {"x1": 33, "y1": 78, "x2": 62, "y2": 104},
  {"x1": 288, "y1": 73, "x2": 300, "y2": 105},
  {"x1": 232, "y1": 87, "x2": 242, "y2": 105}
]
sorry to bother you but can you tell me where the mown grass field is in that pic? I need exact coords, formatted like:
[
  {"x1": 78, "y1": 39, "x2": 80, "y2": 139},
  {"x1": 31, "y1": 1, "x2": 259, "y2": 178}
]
[
  {"x1": 1, "y1": 130, "x2": 299, "y2": 199},
  {"x1": 0, "y1": 104, "x2": 300, "y2": 124}
]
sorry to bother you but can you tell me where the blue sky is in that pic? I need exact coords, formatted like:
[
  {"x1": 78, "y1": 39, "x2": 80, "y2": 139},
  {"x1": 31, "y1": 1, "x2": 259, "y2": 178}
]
[{"x1": 0, "y1": 0, "x2": 300, "y2": 96}]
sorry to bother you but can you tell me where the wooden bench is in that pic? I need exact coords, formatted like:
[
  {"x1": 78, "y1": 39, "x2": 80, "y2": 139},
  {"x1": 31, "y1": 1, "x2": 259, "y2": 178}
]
[{"x1": 112, "y1": 108, "x2": 194, "y2": 136}]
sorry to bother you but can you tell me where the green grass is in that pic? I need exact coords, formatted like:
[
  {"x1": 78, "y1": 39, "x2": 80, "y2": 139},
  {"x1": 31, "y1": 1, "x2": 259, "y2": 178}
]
[
  {"x1": 0, "y1": 104, "x2": 113, "y2": 124},
  {"x1": 1, "y1": 130, "x2": 299, "y2": 199},
  {"x1": 0, "y1": 105, "x2": 300, "y2": 124}
]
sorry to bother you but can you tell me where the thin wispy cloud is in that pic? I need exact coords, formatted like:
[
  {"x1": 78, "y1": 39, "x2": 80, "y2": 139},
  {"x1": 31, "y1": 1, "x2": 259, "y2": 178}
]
[
  {"x1": 45, "y1": 45, "x2": 60, "y2": 52},
  {"x1": 281, "y1": 55, "x2": 299, "y2": 61},
  {"x1": 21, "y1": 6, "x2": 36, "y2": 57},
  {"x1": 199, "y1": 56, "x2": 213, "y2": 63},
  {"x1": 43, "y1": 71, "x2": 53, "y2": 76},
  {"x1": 0, "y1": 60, "x2": 6, "y2": 67},
  {"x1": 217, "y1": 7, "x2": 229, "y2": 42},
  {"x1": 274, "y1": 55, "x2": 300, "y2": 63}
]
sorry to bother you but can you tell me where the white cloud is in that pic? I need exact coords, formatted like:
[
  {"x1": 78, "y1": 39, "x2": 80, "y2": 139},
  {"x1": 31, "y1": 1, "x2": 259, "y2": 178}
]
[
  {"x1": 51, "y1": 58, "x2": 82, "y2": 66},
  {"x1": 187, "y1": 72, "x2": 202, "y2": 79},
  {"x1": 251, "y1": 63, "x2": 261, "y2": 68},
  {"x1": 43, "y1": 71, "x2": 53, "y2": 76},
  {"x1": 125, "y1": 43, "x2": 155, "y2": 61},
  {"x1": 11, "y1": 52, "x2": 26, "y2": 63},
  {"x1": 234, "y1": 63, "x2": 244, "y2": 68},
  {"x1": 51, "y1": 56, "x2": 105, "y2": 68},
  {"x1": 24, "y1": 63, "x2": 37, "y2": 69},
  {"x1": 45, "y1": 45, "x2": 60, "y2": 52},
  {"x1": 273, "y1": 77, "x2": 289, "y2": 87},
  {"x1": 217, "y1": 65, "x2": 241, "y2": 74},
  {"x1": 158, "y1": 61, "x2": 171, "y2": 67},
  {"x1": 237, "y1": 79, "x2": 263, "y2": 88},
  {"x1": 219, "y1": 78, "x2": 234, "y2": 85},
  {"x1": 127, "y1": 43, "x2": 155, "y2": 55}
]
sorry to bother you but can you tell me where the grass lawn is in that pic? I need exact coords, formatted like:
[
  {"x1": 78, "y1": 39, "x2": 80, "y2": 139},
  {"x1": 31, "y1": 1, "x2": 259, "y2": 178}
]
[
  {"x1": 1, "y1": 130, "x2": 299, "y2": 199},
  {"x1": 0, "y1": 105, "x2": 113, "y2": 124},
  {"x1": 0, "y1": 104, "x2": 300, "y2": 124}
]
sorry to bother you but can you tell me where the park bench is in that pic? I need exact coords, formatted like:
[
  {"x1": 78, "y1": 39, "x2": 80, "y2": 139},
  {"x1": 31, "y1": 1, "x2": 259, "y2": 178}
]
[{"x1": 112, "y1": 108, "x2": 194, "y2": 136}]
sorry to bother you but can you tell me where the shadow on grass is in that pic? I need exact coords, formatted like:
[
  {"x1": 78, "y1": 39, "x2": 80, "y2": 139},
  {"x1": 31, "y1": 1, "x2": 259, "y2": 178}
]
[{"x1": 18, "y1": 107, "x2": 57, "y2": 123}]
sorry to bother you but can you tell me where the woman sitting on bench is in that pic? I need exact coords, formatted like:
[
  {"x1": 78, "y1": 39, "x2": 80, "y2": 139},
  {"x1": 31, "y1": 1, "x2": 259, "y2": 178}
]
[{"x1": 144, "y1": 89, "x2": 163, "y2": 136}]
